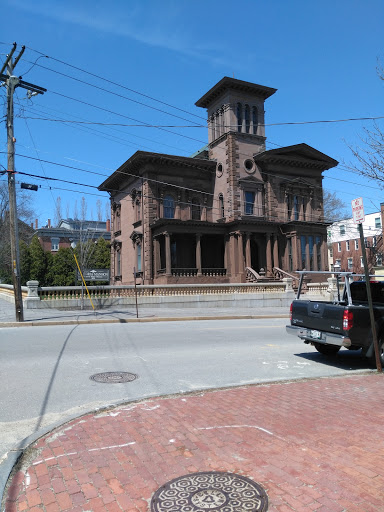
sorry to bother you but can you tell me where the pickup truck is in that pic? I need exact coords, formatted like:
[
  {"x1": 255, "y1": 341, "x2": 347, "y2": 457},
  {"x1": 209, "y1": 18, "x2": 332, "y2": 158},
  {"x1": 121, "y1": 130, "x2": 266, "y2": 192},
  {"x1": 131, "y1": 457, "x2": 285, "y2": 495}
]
[{"x1": 286, "y1": 271, "x2": 384, "y2": 365}]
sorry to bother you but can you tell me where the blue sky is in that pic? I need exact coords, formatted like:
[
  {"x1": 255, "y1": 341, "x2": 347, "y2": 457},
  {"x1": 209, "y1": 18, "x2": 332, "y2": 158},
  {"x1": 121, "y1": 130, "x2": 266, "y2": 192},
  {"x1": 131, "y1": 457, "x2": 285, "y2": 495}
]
[{"x1": 1, "y1": 0, "x2": 383, "y2": 225}]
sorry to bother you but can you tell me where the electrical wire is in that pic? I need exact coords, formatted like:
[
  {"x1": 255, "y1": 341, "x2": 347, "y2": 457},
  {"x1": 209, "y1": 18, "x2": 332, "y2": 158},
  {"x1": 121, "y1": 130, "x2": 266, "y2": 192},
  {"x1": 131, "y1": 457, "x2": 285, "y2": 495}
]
[
  {"x1": 21, "y1": 59, "x2": 204, "y2": 126},
  {"x1": 23, "y1": 45, "x2": 206, "y2": 121}
]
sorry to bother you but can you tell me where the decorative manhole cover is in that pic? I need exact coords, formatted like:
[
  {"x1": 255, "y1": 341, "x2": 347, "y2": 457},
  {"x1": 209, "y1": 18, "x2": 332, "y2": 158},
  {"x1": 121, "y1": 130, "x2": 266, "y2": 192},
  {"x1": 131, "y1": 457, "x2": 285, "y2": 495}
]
[
  {"x1": 90, "y1": 372, "x2": 138, "y2": 383},
  {"x1": 151, "y1": 472, "x2": 268, "y2": 512}
]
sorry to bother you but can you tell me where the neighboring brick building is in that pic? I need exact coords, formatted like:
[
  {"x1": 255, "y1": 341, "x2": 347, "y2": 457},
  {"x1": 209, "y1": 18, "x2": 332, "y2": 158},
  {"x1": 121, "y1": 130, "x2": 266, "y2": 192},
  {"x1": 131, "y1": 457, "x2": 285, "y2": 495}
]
[
  {"x1": 328, "y1": 205, "x2": 384, "y2": 273},
  {"x1": 35, "y1": 218, "x2": 111, "y2": 254},
  {"x1": 99, "y1": 77, "x2": 338, "y2": 285}
]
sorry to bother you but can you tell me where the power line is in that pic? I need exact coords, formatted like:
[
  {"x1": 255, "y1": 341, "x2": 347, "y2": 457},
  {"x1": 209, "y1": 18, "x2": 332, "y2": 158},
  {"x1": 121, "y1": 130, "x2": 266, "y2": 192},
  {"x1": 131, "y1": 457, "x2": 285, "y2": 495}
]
[
  {"x1": 21, "y1": 59, "x2": 204, "y2": 126},
  {"x1": 16, "y1": 100, "x2": 191, "y2": 154},
  {"x1": 23, "y1": 46, "x2": 206, "y2": 120},
  {"x1": 48, "y1": 89, "x2": 206, "y2": 144}
]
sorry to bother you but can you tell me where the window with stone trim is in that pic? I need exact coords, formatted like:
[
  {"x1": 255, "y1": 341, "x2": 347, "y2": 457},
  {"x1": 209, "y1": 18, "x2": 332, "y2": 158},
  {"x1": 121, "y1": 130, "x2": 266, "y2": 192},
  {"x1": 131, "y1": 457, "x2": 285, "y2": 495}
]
[
  {"x1": 51, "y1": 237, "x2": 59, "y2": 252},
  {"x1": 163, "y1": 195, "x2": 175, "y2": 219},
  {"x1": 243, "y1": 187, "x2": 263, "y2": 216},
  {"x1": 191, "y1": 198, "x2": 201, "y2": 220},
  {"x1": 136, "y1": 243, "x2": 142, "y2": 272}
]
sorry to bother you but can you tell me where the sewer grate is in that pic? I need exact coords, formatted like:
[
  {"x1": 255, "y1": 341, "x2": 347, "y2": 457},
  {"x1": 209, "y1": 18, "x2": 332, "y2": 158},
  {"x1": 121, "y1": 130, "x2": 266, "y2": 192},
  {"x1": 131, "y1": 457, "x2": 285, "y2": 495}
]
[
  {"x1": 151, "y1": 471, "x2": 268, "y2": 512},
  {"x1": 89, "y1": 372, "x2": 138, "y2": 383}
]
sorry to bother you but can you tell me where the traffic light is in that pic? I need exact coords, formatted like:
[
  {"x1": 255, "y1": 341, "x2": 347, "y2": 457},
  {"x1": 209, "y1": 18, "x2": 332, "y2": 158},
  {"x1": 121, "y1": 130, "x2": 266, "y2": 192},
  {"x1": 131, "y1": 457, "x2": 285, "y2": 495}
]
[{"x1": 20, "y1": 183, "x2": 38, "y2": 191}]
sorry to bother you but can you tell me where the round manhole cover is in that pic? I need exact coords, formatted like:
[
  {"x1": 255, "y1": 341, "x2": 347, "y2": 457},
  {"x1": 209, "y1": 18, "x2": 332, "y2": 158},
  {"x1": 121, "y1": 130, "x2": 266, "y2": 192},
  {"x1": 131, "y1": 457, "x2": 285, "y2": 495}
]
[
  {"x1": 90, "y1": 372, "x2": 138, "y2": 383},
  {"x1": 151, "y1": 472, "x2": 268, "y2": 512}
]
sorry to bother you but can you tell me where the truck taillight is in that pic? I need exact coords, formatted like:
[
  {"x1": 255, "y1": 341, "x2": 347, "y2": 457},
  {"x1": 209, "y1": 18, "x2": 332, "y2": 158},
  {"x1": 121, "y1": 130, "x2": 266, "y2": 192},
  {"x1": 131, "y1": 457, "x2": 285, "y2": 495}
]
[
  {"x1": 290, "y1": 302, "x2": 293, "y2": 322},
  {"x1": 343, "y1": 309, "x2": 353, "y2": 330}
]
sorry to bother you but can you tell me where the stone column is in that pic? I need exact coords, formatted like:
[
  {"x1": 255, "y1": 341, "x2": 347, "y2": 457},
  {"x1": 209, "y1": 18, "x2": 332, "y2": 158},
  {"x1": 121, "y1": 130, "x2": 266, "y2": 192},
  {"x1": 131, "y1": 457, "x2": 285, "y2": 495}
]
[
  {"x1": 273, "y1": 234, "x2": 279, "y2": 269},
  {"x1": 196, "y1": 234, "x2": 202, "y2": 276},
  {"x1": 266, "y1": 234, "x2": 273, "y2": 276},
  {"x1": 305, "y1": 238, "x2": 310, "y2": 270},
  {"x1": 237, "y1": 232, "x2": 244, "y2": 274},
  {"x1": 153, "y1": 237, "x2": 160, "y2": 276},
  {"x1": 292, "y1": 235, "x2": 299, "y2": 270},
  {"x1": 321, "y1": 238, "x2": 328, "y2": 270},
  {"x1": 165, "y1": 232, "x2": 171, "y2": 276},
  {"x1": 229, "y1": 233, "x2": 237, "y2": 277},
  {"x1": 224, "y1": 235, "x2": 230, "y2": 275},
  {"x1": 313, "y1": 241, "x2": 318, "y2": 271},
  {"x1": 25, "y1": 280, "x2": 40, "y2": 309},
  {"x1": 245, "y1": 233, "x2": 251, "y2": 268}
]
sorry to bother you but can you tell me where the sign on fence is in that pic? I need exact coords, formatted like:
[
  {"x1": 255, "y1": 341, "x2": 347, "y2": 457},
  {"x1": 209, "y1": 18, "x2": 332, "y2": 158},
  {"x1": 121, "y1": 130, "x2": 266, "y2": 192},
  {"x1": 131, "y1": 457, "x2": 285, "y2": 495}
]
[{"x1": 77, "y1": 269, "x2": 110, "y2": 282}]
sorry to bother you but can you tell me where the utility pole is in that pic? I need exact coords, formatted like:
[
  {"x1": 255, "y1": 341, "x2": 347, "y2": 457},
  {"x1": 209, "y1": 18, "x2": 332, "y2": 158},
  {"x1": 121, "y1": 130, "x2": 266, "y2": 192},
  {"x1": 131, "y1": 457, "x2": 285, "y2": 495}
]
[{"x1": 1, "y1": 43, "x2": 46, "y2": 321}]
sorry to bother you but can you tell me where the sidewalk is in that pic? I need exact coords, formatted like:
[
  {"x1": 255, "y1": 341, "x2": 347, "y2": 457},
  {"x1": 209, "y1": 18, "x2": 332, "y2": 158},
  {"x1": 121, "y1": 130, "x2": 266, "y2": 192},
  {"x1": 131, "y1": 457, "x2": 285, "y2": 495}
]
[
  {"x1": 0, "y1": 297, "x2": 289, "y2": 327},
  {"x1": 3, "y1": 373, "x2": 384, "y2": 512}
]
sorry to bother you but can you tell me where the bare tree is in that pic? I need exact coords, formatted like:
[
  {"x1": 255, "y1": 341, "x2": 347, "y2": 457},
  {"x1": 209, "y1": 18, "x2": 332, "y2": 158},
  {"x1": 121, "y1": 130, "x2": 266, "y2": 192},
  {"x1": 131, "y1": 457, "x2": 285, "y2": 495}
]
[
  {"x1": 0, "y1": 181, "x2": 36, "y2": 281},
  {"x1": 105, "y1": 201, "x2": 110, "y2": 222},
  {"x1": 54, "y1": 196, "x2": 62, "y2": 226},
  {"x1": 96, "y1": 199, "x2": 102, "y2": 221},
  {"x1": 80, "y1": 196, "x2": 87, "y2": 221},
  {"x1": 323, "y1": 189, "x2": 348, "y2": 223},
  {"x1": 65, "y1": 202, "x2": 70, "y2": 218},
  {"x1": 345, "y1": 64, "x2": 384, "y2": 185},
  {"x1": 73, "y1": 200, "x2": 78, "y2": 220}
]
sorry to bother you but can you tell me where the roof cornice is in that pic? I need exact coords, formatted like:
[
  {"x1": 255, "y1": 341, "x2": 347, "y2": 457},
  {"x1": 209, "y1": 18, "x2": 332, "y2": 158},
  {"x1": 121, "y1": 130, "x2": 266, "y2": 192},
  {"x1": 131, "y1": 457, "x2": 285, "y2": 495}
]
[{"x1": 195, "y1": 77, "x2": 277, "y2": 109}]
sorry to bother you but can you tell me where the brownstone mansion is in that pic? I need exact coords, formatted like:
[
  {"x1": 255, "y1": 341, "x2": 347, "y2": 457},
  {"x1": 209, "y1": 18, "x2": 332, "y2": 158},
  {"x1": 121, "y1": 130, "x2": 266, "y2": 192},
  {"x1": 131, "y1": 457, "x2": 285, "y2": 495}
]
[{"x1": 99, "y1": 77, "x2": 338, "y2": 285}]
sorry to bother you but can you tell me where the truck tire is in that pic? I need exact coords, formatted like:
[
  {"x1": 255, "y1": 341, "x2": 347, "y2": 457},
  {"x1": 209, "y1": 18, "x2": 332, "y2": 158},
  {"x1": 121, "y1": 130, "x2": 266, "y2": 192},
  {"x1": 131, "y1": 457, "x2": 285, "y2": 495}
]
[
  {"x1": 313, "y1": 343, "x2": 341, "y2": 356},
  {"x1": 369, "y1": 336, "x2": 384, "y2": 367}
]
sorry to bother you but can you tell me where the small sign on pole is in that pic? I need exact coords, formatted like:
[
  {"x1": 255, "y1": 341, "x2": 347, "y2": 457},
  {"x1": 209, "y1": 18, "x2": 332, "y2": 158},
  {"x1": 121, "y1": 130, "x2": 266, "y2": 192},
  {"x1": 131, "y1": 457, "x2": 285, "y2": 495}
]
[
  {"x1": 351, "y1": 197, "x2": 382, "y2": 372},
  {"x1": 351, "y1": 197, "x2": 365, "y2": 224}
]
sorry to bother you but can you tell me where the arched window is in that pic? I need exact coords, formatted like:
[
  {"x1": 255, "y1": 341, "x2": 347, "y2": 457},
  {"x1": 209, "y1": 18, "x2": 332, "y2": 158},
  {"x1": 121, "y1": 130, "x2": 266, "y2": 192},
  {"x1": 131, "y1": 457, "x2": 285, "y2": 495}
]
[
  {"x1": 163, "y1": 195, "x2": 175, "y2": 219},
  {"x1": 237, "y1": 103, "x2": 242, "y2": 133},
  {"x1": 252, "y1": 107, "x2": 258, "y2": 134},
  {"x1": 219, "y1": 194, "x2": 225, "y2": 218},
  {"x1": 245, "y1": 104, "x2": 250, "y2": 133},
  {"x1": 191, "y1": 198, "x2": 201, "y2": 220}
]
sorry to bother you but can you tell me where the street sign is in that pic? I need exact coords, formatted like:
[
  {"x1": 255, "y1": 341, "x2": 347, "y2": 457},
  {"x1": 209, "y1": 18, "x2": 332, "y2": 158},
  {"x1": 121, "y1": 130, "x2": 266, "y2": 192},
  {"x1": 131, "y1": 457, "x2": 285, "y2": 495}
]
[
  {"x1": 77, "y1": 269, "x2": 110, "y2": 282},
  {"x1": 352, "y1": 197, "x2": 365, "y2": 224}
]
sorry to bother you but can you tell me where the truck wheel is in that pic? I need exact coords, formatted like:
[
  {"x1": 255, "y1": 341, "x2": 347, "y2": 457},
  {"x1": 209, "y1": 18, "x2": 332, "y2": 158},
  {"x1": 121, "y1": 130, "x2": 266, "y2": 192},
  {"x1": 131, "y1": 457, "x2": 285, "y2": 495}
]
[
  {"x1": 369, "y1": 337, "x2": 384, "y2": 367},
  {"x1": 313, "y1": 343, "x2": 341, "y2": 356}
]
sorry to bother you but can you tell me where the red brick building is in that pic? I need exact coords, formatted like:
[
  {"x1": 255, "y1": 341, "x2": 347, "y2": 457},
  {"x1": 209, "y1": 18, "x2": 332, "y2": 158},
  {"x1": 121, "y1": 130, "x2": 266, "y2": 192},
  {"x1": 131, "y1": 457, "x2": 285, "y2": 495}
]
[
  {"x1": 35, "y1": 218, "x2": 111, "y2": 254},
  {"x1": 99, "y1": 77, "x2": 338, "y2": 285}
]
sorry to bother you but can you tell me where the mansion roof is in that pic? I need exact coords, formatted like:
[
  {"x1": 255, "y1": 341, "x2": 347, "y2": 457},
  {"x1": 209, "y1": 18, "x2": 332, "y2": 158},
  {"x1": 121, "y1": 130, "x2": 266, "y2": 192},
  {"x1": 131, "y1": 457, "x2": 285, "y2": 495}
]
[{"x1": 195, "y1": 77, "x2": 277, "y2": 108}]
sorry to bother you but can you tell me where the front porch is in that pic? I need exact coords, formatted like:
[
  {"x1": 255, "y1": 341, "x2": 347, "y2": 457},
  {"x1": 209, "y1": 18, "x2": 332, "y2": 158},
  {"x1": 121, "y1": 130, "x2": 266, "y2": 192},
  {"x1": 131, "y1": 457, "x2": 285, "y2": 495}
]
[{"x1": 150, "y1": 224, "x2": 282, "y2": 284}]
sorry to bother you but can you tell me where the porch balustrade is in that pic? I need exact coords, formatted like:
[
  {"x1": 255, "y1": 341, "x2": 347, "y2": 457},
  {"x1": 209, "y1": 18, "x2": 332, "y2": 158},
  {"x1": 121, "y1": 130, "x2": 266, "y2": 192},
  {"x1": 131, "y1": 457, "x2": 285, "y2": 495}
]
[{"x1": 157, "y1": 268, "x2": 227, "y2": 277}]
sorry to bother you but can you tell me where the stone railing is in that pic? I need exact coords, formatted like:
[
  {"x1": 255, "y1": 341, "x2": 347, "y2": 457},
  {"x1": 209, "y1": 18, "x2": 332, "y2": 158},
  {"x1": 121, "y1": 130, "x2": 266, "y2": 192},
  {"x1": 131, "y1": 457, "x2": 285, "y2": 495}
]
[
  {"x1": 20, "y1": 279, "x2": 296, "y2": 310},
  {"x1": 0, "y1": 283, "x2": 28, "y2": 303},
  {"x1": 158, "y1": 268, "x2": 227, "y2": 277}
]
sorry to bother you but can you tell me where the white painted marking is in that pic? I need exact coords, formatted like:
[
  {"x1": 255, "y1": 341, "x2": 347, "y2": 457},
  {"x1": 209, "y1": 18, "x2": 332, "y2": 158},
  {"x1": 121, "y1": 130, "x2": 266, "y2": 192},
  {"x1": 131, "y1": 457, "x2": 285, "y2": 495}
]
[
  {"x1": 141, "y1": 405, "x2": 160, "y2": 411},
  {"x1": 25, "y1": 471, "x2": 30, "y2": 490},
  {"x1": 32, "y1": 442, "x2": 136, "y2": 466},
  {"x1": 169, "y1": 439, "x2": 175, "y2": 443},
  {"x1": 196, "y1": 425, "x2": 286, "y2": 442}
]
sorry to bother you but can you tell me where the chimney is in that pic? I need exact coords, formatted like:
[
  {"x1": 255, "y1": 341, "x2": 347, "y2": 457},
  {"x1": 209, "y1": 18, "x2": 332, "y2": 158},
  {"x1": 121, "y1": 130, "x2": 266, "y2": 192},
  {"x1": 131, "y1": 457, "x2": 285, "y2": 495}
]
[
  {"x1": 35, "y1": 219, "x2": 38, "y2": 229},
  {"x1": 106, "y1": 219, "x2": 111, "y2": 231},
  {"x1": 48, "y1": 219, "x2": 51, "y2": 228}
]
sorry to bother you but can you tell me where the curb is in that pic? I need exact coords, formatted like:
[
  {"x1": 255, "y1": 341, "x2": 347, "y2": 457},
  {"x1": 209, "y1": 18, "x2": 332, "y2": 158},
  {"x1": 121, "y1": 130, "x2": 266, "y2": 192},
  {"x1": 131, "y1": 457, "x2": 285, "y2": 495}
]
[{"x1": 0, "y1": 314, "x2": 289, "y2": 328}]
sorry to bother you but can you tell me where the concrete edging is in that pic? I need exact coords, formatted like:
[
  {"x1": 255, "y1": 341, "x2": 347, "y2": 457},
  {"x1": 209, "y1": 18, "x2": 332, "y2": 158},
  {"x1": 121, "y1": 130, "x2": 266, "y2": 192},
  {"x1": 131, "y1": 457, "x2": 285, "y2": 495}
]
[{"x1": 0, "y1": 314, "x2": 289, "y2": 328}]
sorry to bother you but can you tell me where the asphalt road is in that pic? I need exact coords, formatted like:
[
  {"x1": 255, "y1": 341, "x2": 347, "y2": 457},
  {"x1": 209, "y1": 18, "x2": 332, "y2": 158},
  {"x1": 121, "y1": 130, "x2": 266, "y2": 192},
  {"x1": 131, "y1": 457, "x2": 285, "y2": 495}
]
[{"x1": 0, "y1": 318, "x2": 372, "y2": 461}]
